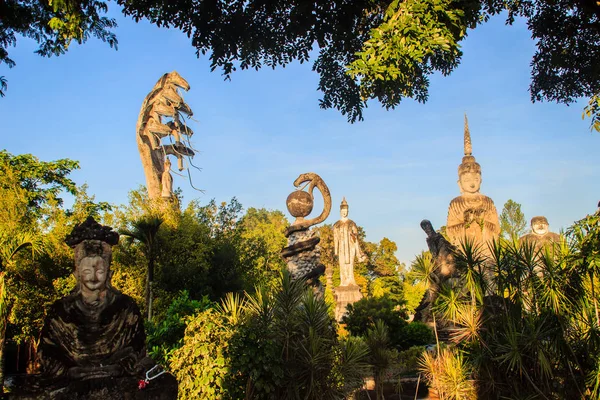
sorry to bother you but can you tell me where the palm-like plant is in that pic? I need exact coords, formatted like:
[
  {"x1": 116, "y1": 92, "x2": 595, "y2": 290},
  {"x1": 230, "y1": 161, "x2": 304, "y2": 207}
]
[
  {"x1": 271, "y1": 272, "x2": 363, "y2": 400},
  {"x1": 365, "y1": 320, "x2": 394, "y2": 400},
  {"x1": 409, "y1": 251, "x2": 437, "y2": 290},
  {"x1": 240, "y1": 271, "x2": 369, "y2": 400},
  {"x1": 120, "y1": 215, "x2": 163, "y2": 321}
]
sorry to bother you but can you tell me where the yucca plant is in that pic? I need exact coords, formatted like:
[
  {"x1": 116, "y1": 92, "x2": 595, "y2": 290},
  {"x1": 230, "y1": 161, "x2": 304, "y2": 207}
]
[
  {"x1": 365, "y1": 320, "x2": 394, "y2": 400},
  {"x1": 426, "y1": 211, "x2": 600, "y2": 399},
  {"x1": 419, "y1": 347, "x2": 476, "y2": 400},
  {"x1": 177, "y1": 270, "x2": 371, "y2": 400}
]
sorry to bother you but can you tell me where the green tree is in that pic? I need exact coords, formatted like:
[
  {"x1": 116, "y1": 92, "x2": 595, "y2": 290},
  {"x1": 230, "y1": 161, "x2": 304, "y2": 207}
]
[
  {"x1": 236, "y1": 208, "x2": 288, "y2": 289},
  {"x1": 170, "y1": 306, "x2": 235, "y2": 398},
  {"x1": 370, "y1": 237, "x2": 401, "y2": 277},
  {"x1": 343, "y1": 296, "x2": 406, "y2": 346},
  {"x1": 116, "y1": 0, "x2": 600, "y2": 124},
  {"x1": 369, "y1": 238, "x2": 404, "y2": 302},
  {"x1": 4, "y1": 1, "x2": 600, "y2": 128},
  {"x1": 371, "y1": 275, "x2": 404, "y2": 303},
  {"x1": 0, "y1": 0, "x2": 117, "y2": 94},
  {"x1": 0, "y1": 150, "x2": 79, "y2": 227},
  {"x1": 499, "y1": 199, "x2": 527, "y2": 239},
  {"x1": 110, "y1": 191, "x2": 248, "y2": 309},
  {"x1": 0, "y1": 231, "x2": 42, "y2": 391},
  {"x1": 584, "y1": 94, "x2": 600, "y2": 132},
  {"x1": 0, "y1": 150, "x2": 87, "y2": 384},
  {"x1": 146, "y1": 290, "x2": 213, "y2": 367}
]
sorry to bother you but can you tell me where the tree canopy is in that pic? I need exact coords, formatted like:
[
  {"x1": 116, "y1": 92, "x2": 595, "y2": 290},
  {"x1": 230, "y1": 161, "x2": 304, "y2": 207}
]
[
  {"x1": 0, "y1": 0, "x2": 117, "y2": 69},
  {"x1": 499, "y1": 199, "x2": 527, "y2": 239},
  {"x1": 1, "y1": 0, "x2": 599, "y2": 128}
]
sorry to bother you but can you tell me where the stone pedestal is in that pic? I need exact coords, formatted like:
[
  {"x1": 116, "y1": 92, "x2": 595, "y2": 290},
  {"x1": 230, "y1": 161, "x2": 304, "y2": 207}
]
[{"x1": 334, "y1": 284, "x2": 363, "y2": 321}]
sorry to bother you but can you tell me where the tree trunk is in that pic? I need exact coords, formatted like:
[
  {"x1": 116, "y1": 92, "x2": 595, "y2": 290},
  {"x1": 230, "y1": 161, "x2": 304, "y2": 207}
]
[
  {"x1": 0, "y1": 342, "x2": 4, "y2": 395},
  {"x1": 590, "y1": 271, "x2": 599, "y2": 325},
  {"x1": 0, "y1": 272, "x2": 7, "y2": 393},
  {"x1": 146, "y1": 257, "x2": 155, "y2": 321},
  {"x1": 375, "y1": 371, "x2": 384, "y2": 400}
]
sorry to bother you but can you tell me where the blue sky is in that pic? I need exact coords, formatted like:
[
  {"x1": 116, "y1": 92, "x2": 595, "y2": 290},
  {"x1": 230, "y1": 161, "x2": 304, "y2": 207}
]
[{"x1": 1, "y1": 9, "x2": 599, "y2": 265}]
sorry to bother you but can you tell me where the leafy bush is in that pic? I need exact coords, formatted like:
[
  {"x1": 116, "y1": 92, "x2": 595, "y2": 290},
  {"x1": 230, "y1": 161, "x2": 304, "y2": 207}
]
[
  {"x1": 343, "y1": 296, "x2": 432, "y2": 350},
  {"x1": 169, "y1": 307, "x2": 236, "y2": 399},
  {"x1": 396, "y1": 321, "x2": 434, "y2": 350},
  {"x1": 343, "y1": 296, "x2": 407, "y2": 341},
  {"x1": 397, "y1": 346, "x2": 426, "y2": 375},
  {"x1": 170, "y1": 272, "x2": 369, "y2": 399},
  {"x1": 146, "y1": 290, "x2": 212, "y2": 366}
]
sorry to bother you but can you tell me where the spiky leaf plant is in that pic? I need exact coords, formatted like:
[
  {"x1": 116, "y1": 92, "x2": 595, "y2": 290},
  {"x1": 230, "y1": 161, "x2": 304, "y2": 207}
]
[{"x1": 426, "y1": 211, "x2": 600, "y2": 399}]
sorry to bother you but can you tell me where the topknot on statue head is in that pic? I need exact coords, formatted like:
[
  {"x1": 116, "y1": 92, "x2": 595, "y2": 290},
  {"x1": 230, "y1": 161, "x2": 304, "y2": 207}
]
[
  {"x1": 65, "y1": 216, "x2": 119, "y2": 247},
  {"x1": 65, "y1": 217, "x2": 119, "y2": 268},
  {"x1": 531, "y1": 216, "x2": 549, "y2": 226},
  {"x1": 340, "y1": 197, "x2": 349, "y2": 210},
  {"x1": 458, "y1": 156, "x2": 481, "y2": 176}
]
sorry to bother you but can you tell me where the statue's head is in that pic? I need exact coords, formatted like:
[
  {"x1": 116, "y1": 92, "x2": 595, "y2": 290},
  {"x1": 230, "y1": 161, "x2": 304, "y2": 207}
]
[
  {"x1": 458, "y1": 168, "x2": 482, "y2": 195},
  {"x1": 340, "y1": 197, "x2": 349, "y2": 218},
  {"x1": 531, "y1": 216, "x2": 549, "y2": 236},
  {"x1": 457, "y1": 115, "x2": 482, "y2": 195},
  {"x1": 420, "y1": 219, "x2": 435, "y2": 237},
  {"x1": 73, "y1": 240, "x2": 112, "y2": 294},
  {"x1": 65, "y1": 217, "x2": 119, "y2": 300}
]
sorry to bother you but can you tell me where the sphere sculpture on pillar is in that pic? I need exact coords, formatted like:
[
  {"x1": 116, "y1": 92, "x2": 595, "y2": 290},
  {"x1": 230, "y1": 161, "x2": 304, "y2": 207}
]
[{"x1": 281, "y1": 173, "x2": 331, "y2": 293}]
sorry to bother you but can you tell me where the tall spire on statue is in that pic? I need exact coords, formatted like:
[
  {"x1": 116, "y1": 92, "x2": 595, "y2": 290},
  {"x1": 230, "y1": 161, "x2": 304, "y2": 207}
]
[
  {"x1": 458, "y1": 114, "x2": 480, "y2": 176},
  {"x1": 464, "y1": 113, "x2": 472, "y2": 156}
]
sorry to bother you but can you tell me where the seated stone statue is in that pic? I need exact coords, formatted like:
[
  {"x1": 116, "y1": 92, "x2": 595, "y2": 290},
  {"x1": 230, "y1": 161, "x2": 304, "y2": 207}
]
[
  {"x1": 11, "y1": 217, "x2": 176, "y2": 400},
  {"x1": 446, "y1": 116, "x2": 500, "y2": 259},
  {"x1": 520, "y1": 216, "x2": 561, "y2": 249}
]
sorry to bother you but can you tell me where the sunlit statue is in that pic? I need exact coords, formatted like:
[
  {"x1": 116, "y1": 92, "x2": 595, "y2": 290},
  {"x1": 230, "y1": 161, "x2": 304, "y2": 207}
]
[
  {"x1": 40, "y1": 217, "x2": 146, "y2": 381},
  {"x1": 520, "y1": 216, "x2": 561, "y2": 248},
  {"x1": 161, "y1": 158, "x2": 174, "y2": 199},
  {"x1": 11, "y1": 217, "x2": 177, "y2": 399},
  {"x1": 421, "y1": 219, "x2": 455, "y2": 278},
  {"x1": 333, "y1": 198, "x2": 366, "y2": 286},
  {"x1": 332, "y1": 198, "x2": 366, "y2": 320},
  {"x1": 414, "y1": 220, "x2": 457, "y2": 324},
  {"x1": 446, "y1": 116, "x2": 500, "y2": 258},
  {"x1": 282, "y1": 172, "x2": 331, "y2": 294}
]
